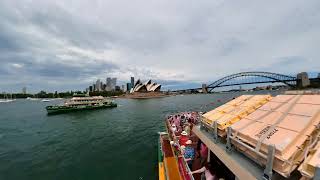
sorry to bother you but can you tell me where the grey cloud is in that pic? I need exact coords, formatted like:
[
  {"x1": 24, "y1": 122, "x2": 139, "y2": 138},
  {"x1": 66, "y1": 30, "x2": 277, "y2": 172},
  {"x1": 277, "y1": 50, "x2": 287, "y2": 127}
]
[{"x1": 0, "y1": 0, "x2": 320, "y2": 92}]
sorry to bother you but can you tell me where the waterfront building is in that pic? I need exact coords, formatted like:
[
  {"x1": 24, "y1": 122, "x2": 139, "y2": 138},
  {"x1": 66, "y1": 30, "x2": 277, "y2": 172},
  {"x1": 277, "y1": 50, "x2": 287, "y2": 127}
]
[
  {"x1": 93, "y1": 84, "x2": 96, "y2": 91},
  {"x1": 121, "y1": 85, "x2": 125, "y2": 92},
  {"x1": 89, "y1": 86, "x2": 93, "y2": 92}
]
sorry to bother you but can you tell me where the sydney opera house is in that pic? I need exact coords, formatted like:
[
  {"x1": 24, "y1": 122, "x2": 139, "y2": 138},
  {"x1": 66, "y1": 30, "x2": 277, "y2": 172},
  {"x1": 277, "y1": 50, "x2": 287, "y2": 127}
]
[{"x1": 130, "y1": 79, "x2": 161, "y2": 93}]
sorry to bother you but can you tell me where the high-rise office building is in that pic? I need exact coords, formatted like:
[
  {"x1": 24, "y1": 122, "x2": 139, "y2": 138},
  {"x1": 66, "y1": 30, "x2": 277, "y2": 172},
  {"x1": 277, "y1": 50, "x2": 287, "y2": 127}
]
[
  {"x1": 131, "y1": 77, "x2": 134, "y2": 89},
  {"x1": 96, "y1": 79, "x2": 101, "y2": 91},
  {"x1": 106, "y1": 78, "x2": 112, "y2": 91},
  {"x1": 111, "y1": 78, "x2": 117, "y2": 90},
  {"x1": 126, "y1": 83, "x2": 132, "y2": 92},
  {"x1": 106, "y1": 77, "x2": 117, "y2": 91}
]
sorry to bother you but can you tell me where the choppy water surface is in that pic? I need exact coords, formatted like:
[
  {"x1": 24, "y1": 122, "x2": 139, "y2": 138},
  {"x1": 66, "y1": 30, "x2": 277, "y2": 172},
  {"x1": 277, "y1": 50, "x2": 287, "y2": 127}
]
[{"x1": 0, "y1": 92, "x2": 280, "y2": 180}]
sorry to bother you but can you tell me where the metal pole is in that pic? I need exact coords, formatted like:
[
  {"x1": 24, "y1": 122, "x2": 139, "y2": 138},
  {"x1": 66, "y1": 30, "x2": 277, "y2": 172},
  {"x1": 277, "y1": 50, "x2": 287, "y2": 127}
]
[
  {"x1": 226, "y1": 127, "x2": 232, "y2": 152},
  {"x1": 213, "y1": 121, "x2": 218, "y2": 143},
  {"x1": 263, "y1": 144, "x2": 275, "y2": 180}
]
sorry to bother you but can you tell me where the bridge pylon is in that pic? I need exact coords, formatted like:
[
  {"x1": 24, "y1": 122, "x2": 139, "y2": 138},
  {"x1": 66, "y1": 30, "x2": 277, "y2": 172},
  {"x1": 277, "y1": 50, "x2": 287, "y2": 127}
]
[{"x1": 202, "y1": 84, "x2": 208, "y2": 94}]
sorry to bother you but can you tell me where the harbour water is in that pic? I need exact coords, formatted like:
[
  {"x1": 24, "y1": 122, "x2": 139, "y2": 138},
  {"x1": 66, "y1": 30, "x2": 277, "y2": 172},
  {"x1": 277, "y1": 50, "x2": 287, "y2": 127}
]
[{"x1": 0, "y1": 92, "x2": 280, "y2": 180}]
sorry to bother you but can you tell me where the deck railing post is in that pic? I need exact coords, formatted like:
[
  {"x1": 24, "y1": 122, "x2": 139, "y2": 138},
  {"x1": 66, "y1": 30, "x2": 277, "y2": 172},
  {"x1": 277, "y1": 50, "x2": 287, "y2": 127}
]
[
  {"x1": 200, "y1": 116, "x2": 205, "y2": 131},
  {"x1": 226, "y1": 127, "x2": 232, "y2": 152},
  {"x1": 213, "y1": 121, "x2": 218, "y2": 143},
  {"x1": 263, "y1": 144, "x2": 275, "y2": 180}
]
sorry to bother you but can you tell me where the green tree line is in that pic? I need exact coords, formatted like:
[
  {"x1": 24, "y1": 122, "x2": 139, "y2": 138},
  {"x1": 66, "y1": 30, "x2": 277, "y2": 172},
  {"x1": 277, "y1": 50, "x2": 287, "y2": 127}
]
[{"x1": 0, "y1": 90, "x2": 124, "y2": 99}]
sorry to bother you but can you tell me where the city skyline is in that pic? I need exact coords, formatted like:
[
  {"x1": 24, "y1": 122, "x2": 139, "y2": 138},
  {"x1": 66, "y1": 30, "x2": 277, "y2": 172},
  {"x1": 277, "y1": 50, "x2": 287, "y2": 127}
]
[
  {"x1": 89, "y1": 77, "x2": 118, "y2": 92},
  {"x1": 1, "y1": 0, "x2": 320, "y2": 93}
]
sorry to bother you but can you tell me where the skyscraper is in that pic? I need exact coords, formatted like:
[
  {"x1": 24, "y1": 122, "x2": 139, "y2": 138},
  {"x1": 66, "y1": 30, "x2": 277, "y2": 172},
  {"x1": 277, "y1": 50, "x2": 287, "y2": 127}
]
[
  {"x1": 126, "y1": 83, "x2": 132, "y2": 92},
  {"x1": 106, "y1": 78, "x2": 112, "y2": 91},
  {"x1": 96, "y1": 79, "x2": 101, "y2": 91},
  {"x1": 111, "y1": 78, "x2": 117, "y2": 90},
  {"x1": 131, "y1": 77, "x2": 134, "y2": 89}
]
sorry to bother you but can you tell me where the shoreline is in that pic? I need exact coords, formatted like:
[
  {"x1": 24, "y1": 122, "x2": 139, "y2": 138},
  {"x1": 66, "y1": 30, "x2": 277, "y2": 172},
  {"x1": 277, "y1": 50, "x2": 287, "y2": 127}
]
[{"x1": 119, "y1": 92, "x2": 171, "y2": 99}]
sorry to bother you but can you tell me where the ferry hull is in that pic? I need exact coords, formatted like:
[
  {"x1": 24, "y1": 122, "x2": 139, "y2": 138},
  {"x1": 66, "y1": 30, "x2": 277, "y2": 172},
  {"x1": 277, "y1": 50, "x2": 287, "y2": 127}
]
[
  {"x1": 158, "y1": 132, "x2": 183, "y2": 180},
  {"x1": 46, "y1": 103, "x2": 117, "y2": 115}
]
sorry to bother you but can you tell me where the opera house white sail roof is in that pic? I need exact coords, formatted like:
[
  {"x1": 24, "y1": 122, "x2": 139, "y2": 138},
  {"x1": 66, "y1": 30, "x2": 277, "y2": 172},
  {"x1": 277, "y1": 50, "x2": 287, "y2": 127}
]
[{"x1": 130, "y1": 79, "x2": 161, "y2": 93}]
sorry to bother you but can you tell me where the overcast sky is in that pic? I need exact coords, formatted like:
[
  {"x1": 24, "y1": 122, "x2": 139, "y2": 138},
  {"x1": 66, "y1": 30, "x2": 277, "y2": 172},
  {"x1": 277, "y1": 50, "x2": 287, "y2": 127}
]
[{"x1": 0, "y1": 0, "x2": 320, "y2": 93}]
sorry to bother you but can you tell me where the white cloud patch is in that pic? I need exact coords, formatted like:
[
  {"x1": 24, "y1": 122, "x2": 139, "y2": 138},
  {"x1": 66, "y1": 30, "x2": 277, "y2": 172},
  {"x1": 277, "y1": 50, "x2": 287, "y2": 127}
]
[
  {"x1": 11, "y1": 63, "x2": 24, "y2": 68},
  {"x1": 0, "y1": 0, "x2": 319, "y2": 92}
]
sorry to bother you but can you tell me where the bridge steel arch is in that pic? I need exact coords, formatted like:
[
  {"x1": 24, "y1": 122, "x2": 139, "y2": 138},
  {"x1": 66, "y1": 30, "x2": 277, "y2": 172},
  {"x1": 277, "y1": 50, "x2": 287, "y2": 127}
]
[{"x1": 207, "y1": 72, "x2": 297, "y2": 92}]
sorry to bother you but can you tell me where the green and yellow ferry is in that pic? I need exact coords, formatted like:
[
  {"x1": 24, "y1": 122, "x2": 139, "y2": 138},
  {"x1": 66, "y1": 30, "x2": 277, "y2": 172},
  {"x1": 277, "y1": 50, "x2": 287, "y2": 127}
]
[{"x1": 46, "y1": 95, "x2": 117, "y2": 114}]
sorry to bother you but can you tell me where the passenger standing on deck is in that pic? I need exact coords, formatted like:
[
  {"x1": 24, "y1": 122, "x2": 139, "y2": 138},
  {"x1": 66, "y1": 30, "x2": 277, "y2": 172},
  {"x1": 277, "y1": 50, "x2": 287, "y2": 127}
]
[
  {"x1": 174, "y1": 115, "x2": 180, "y2": 127},
  {"x1": 183, "y1": 140, "x2": 195, "y2": 169},
  {"x1": 191, "y1": 162, "x2": 216, "y2": 180},
  {"x1": 200, "y1": 143, "x2": 208, "y2": 164},
  {"x1": 171, "y1": 124, "x2": 177, "y2": 134},
  {"x1": 184, "y1": 123, "x2": 191, "y2": 135},
  {"x1": 179, "y1": 131, "x2": 189, "y2": 145}
]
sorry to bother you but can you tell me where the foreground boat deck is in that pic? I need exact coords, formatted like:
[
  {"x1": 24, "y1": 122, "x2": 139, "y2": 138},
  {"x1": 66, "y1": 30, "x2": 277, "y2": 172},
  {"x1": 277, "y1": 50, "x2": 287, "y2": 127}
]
[
  {"x1": 160, "y1": 134, "x2": 182, "y2": 180},
  {"x1": 192, "y1": 125, "x2": 300, "y2": 180}
]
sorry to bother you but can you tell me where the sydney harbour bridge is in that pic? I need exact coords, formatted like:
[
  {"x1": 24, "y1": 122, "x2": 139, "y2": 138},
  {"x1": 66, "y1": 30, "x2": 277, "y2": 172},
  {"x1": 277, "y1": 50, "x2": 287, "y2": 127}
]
[{"x1": 174, "y1": 71, "x2": 301, "y2": 93}]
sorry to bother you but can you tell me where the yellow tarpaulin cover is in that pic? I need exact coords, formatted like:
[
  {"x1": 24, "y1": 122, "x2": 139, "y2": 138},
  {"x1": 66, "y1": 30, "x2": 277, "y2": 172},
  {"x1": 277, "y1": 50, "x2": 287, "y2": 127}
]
[{"x1": 202, "y1": 95, "x2": 272, "y2": 132}]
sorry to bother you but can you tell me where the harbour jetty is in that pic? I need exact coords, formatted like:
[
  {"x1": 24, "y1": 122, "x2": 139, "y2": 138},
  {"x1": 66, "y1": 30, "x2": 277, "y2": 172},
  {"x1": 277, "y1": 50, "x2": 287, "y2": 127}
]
[{"x1": 123, "y1": 92, "x2": 170, "y2": 99}]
